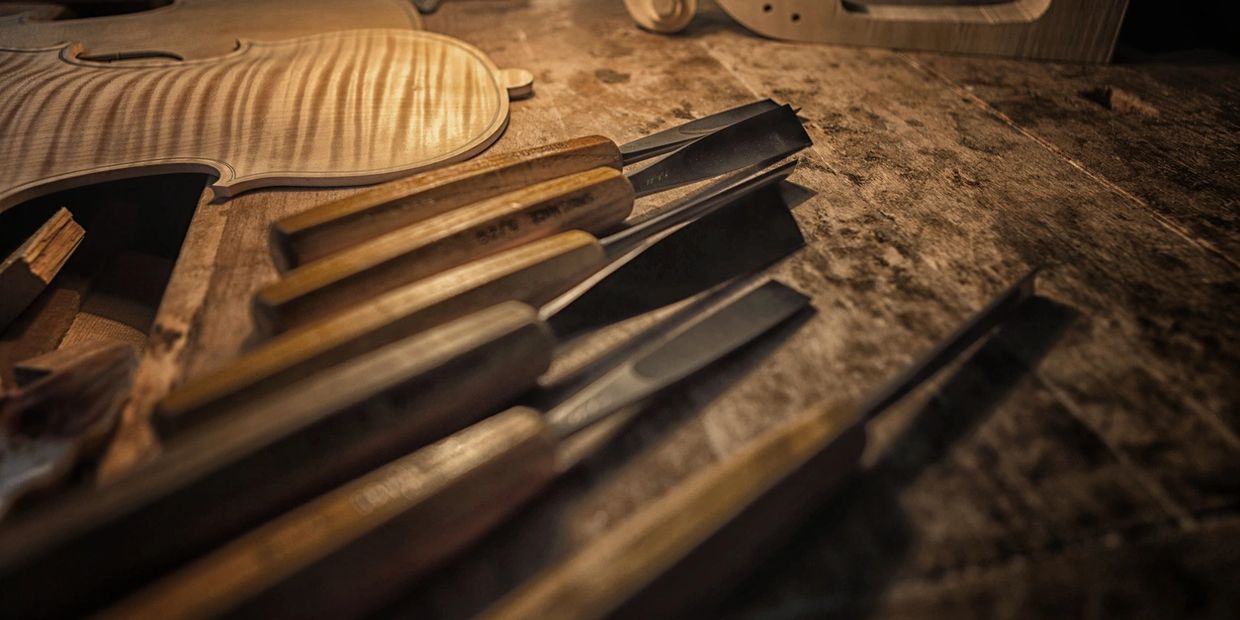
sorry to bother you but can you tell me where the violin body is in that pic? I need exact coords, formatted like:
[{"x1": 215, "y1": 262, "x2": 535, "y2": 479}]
[
  {"x1": 0, "y1": 29, "x2": 512, "y2": 211},
  {"x1": 0, "y1": 0, "x2": 423, "y2": 61}
]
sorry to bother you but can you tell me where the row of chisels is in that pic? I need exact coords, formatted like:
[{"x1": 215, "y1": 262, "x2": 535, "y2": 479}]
[
  {"x1": 0, "y1": 98, "x2": 1049, "y2": 618},
  {"x1": 0, "y1": 99, "x2": 821, "y2": 617}
]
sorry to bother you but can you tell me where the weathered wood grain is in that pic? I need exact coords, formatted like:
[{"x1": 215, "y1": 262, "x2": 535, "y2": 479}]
[
  {"x1": 0, "y1": 0, "x2": 422, "y2": 60},
  {"x1": 0, "y1": 29, "x2": 510, "y2": 210},
  {"x1": 913, "y1": 52, "x2": 1240, "y2": 266}
]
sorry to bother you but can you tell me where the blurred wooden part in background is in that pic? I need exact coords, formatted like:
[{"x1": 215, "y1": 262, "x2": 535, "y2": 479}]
[
  {"x1": 0, "y1": 2, "x2": 68, "y2": 20},
  {"x1": 0, "y1": 0, "x2": 422, "y2": 60},
  {"x1": 0, "y1": 341, "x2": 136, "y2": 520},
  {"x1": 625, "y1": 0, "x2": 698, "y2": 33},
  {"x1": 714, "y1": 0, "x2": 1129, "y2": 62},
  {"x1": 0, "y1": 208, "x2": 83, "y2": 332}
]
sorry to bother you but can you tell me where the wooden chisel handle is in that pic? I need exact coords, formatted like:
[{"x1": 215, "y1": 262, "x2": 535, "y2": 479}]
[
  {"x1": 102, "y1": 408, "x2": 559, "y2": 620},
  {"x1": 256, "y1": 167, "x2": 633, "y2": 335},
  {"x1": 270, "y1": 136, "x2": 622, "y2": 270},
  {"x1": 156, "y1": 232, "x2": 605, "y2": 436},
  {"x1": 481, "y1": 400, "x2": 867, "y2": 620},
  {"x1": 0, "y1": 306, "x2": 553, "y2": 620}
]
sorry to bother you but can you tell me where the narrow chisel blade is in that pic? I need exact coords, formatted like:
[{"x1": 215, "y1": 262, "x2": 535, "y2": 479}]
[
  {"x1": 603, "y1": 159, "x2": 798, "y2": 259},
  {"x1": 858, "y1": 269, "x2": 1040, "y2": 421},
  {"x1": 626, "y1": 105, "x2": 811, "y2": 198},
  {"x1": 547, "y1": 280, "x2": 810, "y2": 438},
  {"x1": 545, "y1": 184, "x2": 805, "y2": 341},
  {"x1": 618, "y1": 99, "x2": 780, "y2": 165}
]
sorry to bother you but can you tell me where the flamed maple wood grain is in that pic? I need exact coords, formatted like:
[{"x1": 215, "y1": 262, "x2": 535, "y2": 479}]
[
  {"x1": 0, "y1": 0, "x2": 423, "y2": 60},
  {"x1": 0, "y1": 29, "x2": 510, "y2": 211}
]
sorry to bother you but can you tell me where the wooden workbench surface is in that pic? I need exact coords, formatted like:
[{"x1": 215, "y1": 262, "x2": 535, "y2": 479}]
[{"x1": 97, "y1": 0, "x2": 1239, "y2": 616}]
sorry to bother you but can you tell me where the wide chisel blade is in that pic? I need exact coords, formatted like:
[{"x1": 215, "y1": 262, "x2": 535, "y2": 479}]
[
  {"x1": 618, "y1": 99, "x2": 780, "y2": 165},
  {"x1": 546, "y1": 280, "x2": 810, "y2": 438},
  {"x1": 626, "y1": 104, "x2": 811, "y2": 198},
  {"x1": 545, "y1": 184, "x2": 804, "y2": 340}
]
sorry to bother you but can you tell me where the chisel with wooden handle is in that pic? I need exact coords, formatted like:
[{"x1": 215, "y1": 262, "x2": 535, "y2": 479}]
[
  {"x1": 269, "y1": 98, "x2": 783, "y2": 269},
  {"x1": 0, "y1": 303, "x2": 554, "y2": 619},
  {"x1": 255, "y1": 143, "x2": 806, "y2": 333},
  {"x1": 101, "y1": 280, "x2": 812, "y2": 620},
  {"x1": 156, "y1": 168, "x2": 803, "y2": 436},
  {"x1": 480, "y1": 270, "x2": 1041, "y2": 620}
]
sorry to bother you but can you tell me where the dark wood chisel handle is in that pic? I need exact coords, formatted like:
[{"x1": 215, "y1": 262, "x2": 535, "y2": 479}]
[
  {"x1": 101, "y1": 408, "x2": 559, "y2": 620},
  {"x1": 270, "y1": 136, "x2": 622, "y2": 270},
  {"x1": 481, "y1": 400, "x2": 867, "y2": 620},
  {"x1": 157, "y1": 232, "x2": 605, "y2": 436},
  {"x1": 257, "y1": 167, "x2": 633, "y2": 334},
  {"x1": 0, "y1": 306, "x2": 554, "y2": 620}
]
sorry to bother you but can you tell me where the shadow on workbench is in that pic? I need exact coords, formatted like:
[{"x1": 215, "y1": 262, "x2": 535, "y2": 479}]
[
  {"x1": 714, "y1": 295, "x2": 1076, "y2": 619},
  {"x1": 378, "y1": 303, "x2": 815, "y2": 619}
]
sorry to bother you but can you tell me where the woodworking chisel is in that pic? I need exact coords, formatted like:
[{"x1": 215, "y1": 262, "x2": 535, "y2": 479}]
[
  {"x1": 255, "y1": 140, "x2": 808, "y2": 333},
  {"x1": 154, "y1": 164, "x2": 804, "y2": 436},
  {"x1": 481, "y1": 270, "x2": 1042, "y2": 620},
  {"x1": 269, "y1": 99, "x2": 794, "y2": 269},
  {"x1": 0, "y1": 304, "x2": 552, "y2": 618},
  {"x1": 102, "y1": 280, "x2": 812, "y2": 620}
]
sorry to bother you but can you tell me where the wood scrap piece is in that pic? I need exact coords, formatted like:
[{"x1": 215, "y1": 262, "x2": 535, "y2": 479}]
[
  {"x1": 0, "y1": 274, "x2": 88, "y2": 389},
  {"x1": 0, "y1": 208, "x2": 84, "y2": 331},
  {"x1": 0, "y1": 342, "x2": 136, "y2": 519},
  {"x1": 13, "y1": 339, "x2": 120, "y2": 387}
]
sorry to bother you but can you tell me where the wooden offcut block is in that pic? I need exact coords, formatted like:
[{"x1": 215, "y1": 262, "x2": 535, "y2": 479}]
[{"x1": 0, "y1": 208, "x2": 84, "y2": 332}]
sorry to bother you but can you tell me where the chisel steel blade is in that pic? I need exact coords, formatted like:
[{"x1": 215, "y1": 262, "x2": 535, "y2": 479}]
[
  {"x1": 618, "y1": 99, "x2": 780, "y2": 165},
  {"x1": 626, "y1": 104, "x2": 811, "y2": 198},
  {"x1": 546, "y1": 281, "x2": 810, "y2": 437},
  {"x1": 604, "y1": 159, "x2": 798, "y2": 259},
  {"x1": 858, "y1": 269, "x2": 1039, "y2": 421},
  {"x1": 545, "y1": 184, "x2": 805, "y2": 340}
]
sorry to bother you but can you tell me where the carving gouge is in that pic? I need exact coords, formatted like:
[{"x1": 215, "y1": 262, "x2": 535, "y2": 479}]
[
  {"x1": 156, "y1": 170, "x2": 803, "y2": 436},
  {"x1": 0, "y1": 304, "x2": 556, "y2": 619},
  {"x1": 102, "y1": 280, "x2": 812, "y2": 620},
  {"x1": 270, "y1": 99, "x2": 786, "y2": 269},
  {"x1": 481, "y1": 270, "x2": 1041, "y2": 620},
  {"x1": 254, "y1": 144, "x2": 808, "y2": 333}
]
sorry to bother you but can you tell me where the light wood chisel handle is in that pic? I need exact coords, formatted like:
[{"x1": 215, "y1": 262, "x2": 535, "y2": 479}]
[
  {"x1": 481, "y1": 400, "x2": 867, "y2": 620},
  {"x1": 257, "y1": 167, "x2": 633, "y2": 334},
  {"x1": 157, "y1": 232, "x2": 605, "y2": 436},
  {"x1": 270, "y1": 136, "x2": 622, "y2": 270},
  {"x1": 102, "y1": 408, "x2": 559, "y2": 620}
]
